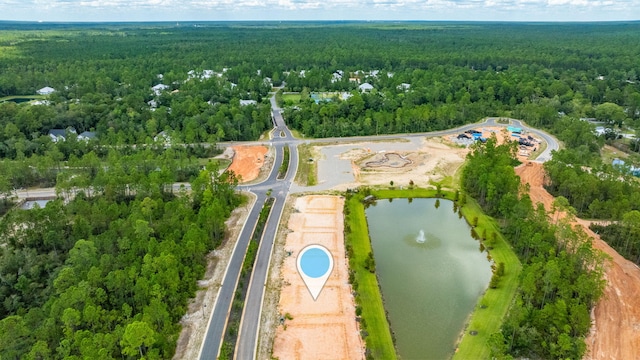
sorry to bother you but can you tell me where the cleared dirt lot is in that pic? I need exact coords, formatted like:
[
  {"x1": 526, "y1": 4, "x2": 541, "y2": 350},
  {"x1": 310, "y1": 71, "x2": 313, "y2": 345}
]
[
  {"x1": 516, "y1": 163, "x2": 640, "y2": 360},
  {"x1": 226, "y1": 145, "x2": 269, "y2": 183},
  {"x1": 293, "y1": 137, "x2": 468, "y2": 192},
  {"x1": 271, "y1": 195, "x2": 364, "y2": 360}
]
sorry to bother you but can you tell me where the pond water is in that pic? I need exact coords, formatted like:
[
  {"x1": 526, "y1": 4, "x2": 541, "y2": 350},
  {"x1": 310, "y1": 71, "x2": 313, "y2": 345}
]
[
  {"x1": 0, "y1": 96, "x2": 40, "y2": 104},
  {"x1": 366, "y1": 198, "x2": 492, "y2": 359},
  {"x1": 20, "y1": 200, "x2": 51, "y2": 210}
]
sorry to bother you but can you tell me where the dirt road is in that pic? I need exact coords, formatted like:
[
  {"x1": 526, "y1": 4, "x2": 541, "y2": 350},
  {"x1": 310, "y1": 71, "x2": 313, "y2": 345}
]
[{"x1": 516, "y1": 163, "x2": 640, "y2": 360}]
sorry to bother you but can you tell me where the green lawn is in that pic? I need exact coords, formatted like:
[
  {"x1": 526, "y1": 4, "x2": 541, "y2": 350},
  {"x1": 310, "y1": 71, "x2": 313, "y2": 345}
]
[
  {"x1": 453, "y1": 197, "x2": 521, "y2": 359},
  {"x1": 281, "y1": 93, "x2": 301, "y2": 103},
  {"x1": 345, "y1": 195, "x2": 397, "y2": 360},
  {"x1": 199, "y1": 158, "x2": 231, "y2": 171}
]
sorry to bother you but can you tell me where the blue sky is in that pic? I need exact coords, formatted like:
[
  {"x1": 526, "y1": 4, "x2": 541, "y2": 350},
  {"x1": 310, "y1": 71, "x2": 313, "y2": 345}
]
[{"x1": 1, "y1": 0, "x2": 638, "y2": 22}]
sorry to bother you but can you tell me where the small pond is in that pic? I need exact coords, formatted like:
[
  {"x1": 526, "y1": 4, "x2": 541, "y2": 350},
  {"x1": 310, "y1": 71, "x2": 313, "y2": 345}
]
[{"x1": 366, "y1": 198, "x2": 492, "y2": 359}]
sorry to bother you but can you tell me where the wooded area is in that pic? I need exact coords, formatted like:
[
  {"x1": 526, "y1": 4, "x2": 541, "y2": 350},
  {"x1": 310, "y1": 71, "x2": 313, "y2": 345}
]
[
  {"x1": 462, "y1": 138, "x2": 606, "y2": 359},
  {"x1": 0, "y1": 161, "x2": 241, "y2": 359},
  {"x1": 1, "y1": 21, "x2": 640, "y2": 359}
]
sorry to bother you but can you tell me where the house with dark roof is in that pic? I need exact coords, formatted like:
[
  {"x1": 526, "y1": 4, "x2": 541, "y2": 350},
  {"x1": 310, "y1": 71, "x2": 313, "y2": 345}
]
[
  {"x1": 78, "y1": 131, "x2": 96, "y2": 141},
  {"x1": 48, "y1": 127, "x2": 76, "y2": 142}
]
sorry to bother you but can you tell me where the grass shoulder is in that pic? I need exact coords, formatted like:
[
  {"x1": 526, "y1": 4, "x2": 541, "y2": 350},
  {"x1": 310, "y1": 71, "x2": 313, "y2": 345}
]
[
  {"x1": 295, "y1": 143, "x2": 318, "y2": 186},
  {"x1": 345, "y1": 193, "x2": 397, "y2": 360}
]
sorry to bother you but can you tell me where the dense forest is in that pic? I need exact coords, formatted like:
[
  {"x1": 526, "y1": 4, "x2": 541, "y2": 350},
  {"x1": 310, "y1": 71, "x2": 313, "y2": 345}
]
[
  {"x1": 462, "y1": 138, "x2": 606, "y2": 359},
  {"x1": 1, "y1": 21, "x2": 640, "y2": 359},
  {"x1": 0, "y1": 159, "x2": 241, "y2": 359}
]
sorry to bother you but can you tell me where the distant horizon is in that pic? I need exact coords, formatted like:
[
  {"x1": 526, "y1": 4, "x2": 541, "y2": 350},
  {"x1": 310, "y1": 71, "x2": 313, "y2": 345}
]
[
  {"x1": 2, "y1": 0, "x2": 639, "y2": 24},
  {"x1": 1, "y1": 19, "x2": 639, "y2": 24}
]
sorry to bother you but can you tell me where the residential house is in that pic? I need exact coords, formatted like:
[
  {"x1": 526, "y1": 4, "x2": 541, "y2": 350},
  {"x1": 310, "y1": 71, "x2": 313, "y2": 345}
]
[
  {"x1": 151, "y1": 84, "x2": 169, "y2": 96},
  {"x1": 78, "y1": 131, "x2": 97, "y2": 141},
  {"x1": 397, "y1": 83, "x2": 411, "y2": 91},
  {"x1": 331, "y1": 71, "x2": 343, "y2": 83},
  {"x1": 240, "y1": 100, "x2": 258, "y2": 106},
  {"x1": 37, "y1": 87, "x2": 56, "y2": 95},
  {"x1": 359, "y1": 83, "x2": 374, "y2": 93},
  {"x1": 48, "y1": 127, "x2": 76, "y2": 142},
  {"x1": 154, "y1": 131, "x2": 171, "y2": 145}
]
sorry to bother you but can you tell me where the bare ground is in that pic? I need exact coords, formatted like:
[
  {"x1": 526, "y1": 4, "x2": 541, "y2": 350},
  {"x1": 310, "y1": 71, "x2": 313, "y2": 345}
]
[
  {"x1": 227, "y1": 145, "x2": 269, "y2": 183},
  {"x1": 515, "y1": 162, "x2": 640, "y2": 360},
  {"x1": 270, "y1": 196, "x2": 364, "y2": 360}
]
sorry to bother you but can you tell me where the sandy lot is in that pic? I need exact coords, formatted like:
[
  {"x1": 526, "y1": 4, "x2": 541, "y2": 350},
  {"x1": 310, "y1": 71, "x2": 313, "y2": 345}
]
[
  {"x1": 227, "y1": 145, "x2": 269, "y2": 183},
  {"x1": 516, "y1": 163, "x2": 640, "y2": 360},
  {"x1": 271, "y1": 195, "x2": 364, "y2": 360}
]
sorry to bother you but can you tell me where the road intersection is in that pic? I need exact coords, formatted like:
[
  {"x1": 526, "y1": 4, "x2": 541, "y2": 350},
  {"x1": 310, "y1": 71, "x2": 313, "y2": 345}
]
[{"x1": 11, "y1": 98, "x2": 558, "y2": 360}]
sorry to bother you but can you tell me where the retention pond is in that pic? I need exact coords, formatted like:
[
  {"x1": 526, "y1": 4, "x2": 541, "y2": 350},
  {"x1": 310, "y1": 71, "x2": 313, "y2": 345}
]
[{"x1": 366, "y1": 198, "x2": 492, "y2": 359}]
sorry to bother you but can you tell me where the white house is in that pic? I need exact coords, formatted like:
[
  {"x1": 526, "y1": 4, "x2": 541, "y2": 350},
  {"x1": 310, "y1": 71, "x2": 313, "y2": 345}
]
[
  {"x1": 37, "y1": 87, "x2": 55, "y2": 95},
  {"x1": 240, "y1": 100, "x2": 257, "y2": 106},
  {"x1": 151, "y1": 84, "x2": 169, "y2": 96},
  {"x1": 339, "y1": 92, "x2": 353, "y2": 100},
  {"x1": 331, "y1": 71, "x2": 343, "y2": 83},
  {"x1": 359, "y1": 83, "x2": 374, "y2": 93},
  {"x1": 397, "y1": 83, "x2": 411, "y2": 91},
  {"x1": 202, "y1": 70, "x2": 214, "y2": 79},
  {"x1": 154, "y1": 130, "x2": 171, "y2": 146}
]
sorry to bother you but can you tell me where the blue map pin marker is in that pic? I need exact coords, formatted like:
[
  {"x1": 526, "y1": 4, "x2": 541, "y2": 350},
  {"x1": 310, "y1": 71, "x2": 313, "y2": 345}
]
[{"x1": 297, "y1": 245, "x2": 333, "y2": 301}]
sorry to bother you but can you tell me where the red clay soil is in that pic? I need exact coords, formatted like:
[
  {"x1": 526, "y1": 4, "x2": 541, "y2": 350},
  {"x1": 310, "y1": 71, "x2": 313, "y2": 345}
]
[
  {"x1": 516, "y1": 162, "x2": 640, "y2": 360},
  {"x1": 227, "y1": 145, "x2": 268, "y2": 183}
]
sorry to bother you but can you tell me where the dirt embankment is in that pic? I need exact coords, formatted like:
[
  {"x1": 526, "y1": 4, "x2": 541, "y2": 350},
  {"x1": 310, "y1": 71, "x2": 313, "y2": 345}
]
[{"x1": 516, "y1": 163, "x2": 640, "y2": 360}]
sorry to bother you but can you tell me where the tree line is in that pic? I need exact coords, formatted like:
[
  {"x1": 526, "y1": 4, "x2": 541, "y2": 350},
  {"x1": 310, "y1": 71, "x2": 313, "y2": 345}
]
[
  {"x1": 462, "y1": 138, "x2": 605, "y2": 359},
  {"x1": 0, "y1": 159, "x2": 241, "y2": 359}
]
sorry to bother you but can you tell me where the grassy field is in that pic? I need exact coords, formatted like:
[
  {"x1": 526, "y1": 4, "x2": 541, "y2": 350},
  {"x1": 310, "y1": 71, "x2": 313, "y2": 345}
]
[
  {"x1": 345, "y1": 194, "x2": 397, "y2": 360},
  {"x1": 281, "y1": 93, "x2": 301, "y2": 103},
  {"x1": 294, "y1": 143, "x2": 317, "y2": 186},
  {"x1": 362, "y1": 188, "x2": 521, "y2": 360},
  {"x1": 198, "y1": 158, "x2": 232, "y2": 171}
]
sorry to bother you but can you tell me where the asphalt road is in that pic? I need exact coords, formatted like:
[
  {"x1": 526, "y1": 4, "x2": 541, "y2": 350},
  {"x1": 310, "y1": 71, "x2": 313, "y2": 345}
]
[
  {"x1": 199, "y1": 94, "x2": 297, "y2": 360},
  {"x1": 10, "y1": 110, "x2": 558, "y2": 360}
]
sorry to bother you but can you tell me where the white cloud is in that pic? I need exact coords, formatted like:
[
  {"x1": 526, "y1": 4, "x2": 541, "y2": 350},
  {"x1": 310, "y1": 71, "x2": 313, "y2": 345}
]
[{"x1": 1, "y1": 0, "x2": 639, "y2": 21}]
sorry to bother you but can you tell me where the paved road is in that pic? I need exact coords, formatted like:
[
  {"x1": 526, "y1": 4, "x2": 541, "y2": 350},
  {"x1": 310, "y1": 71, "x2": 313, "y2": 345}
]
[
  {"x1": 11, "y1": 112, "x2": 558, "y2": 360},
  {"x1": 199, "y1": 93, "x2": 297, "y2": 360},
  {"x1": 234, "y1": 102, "x2": 298, "y2": 360}
]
